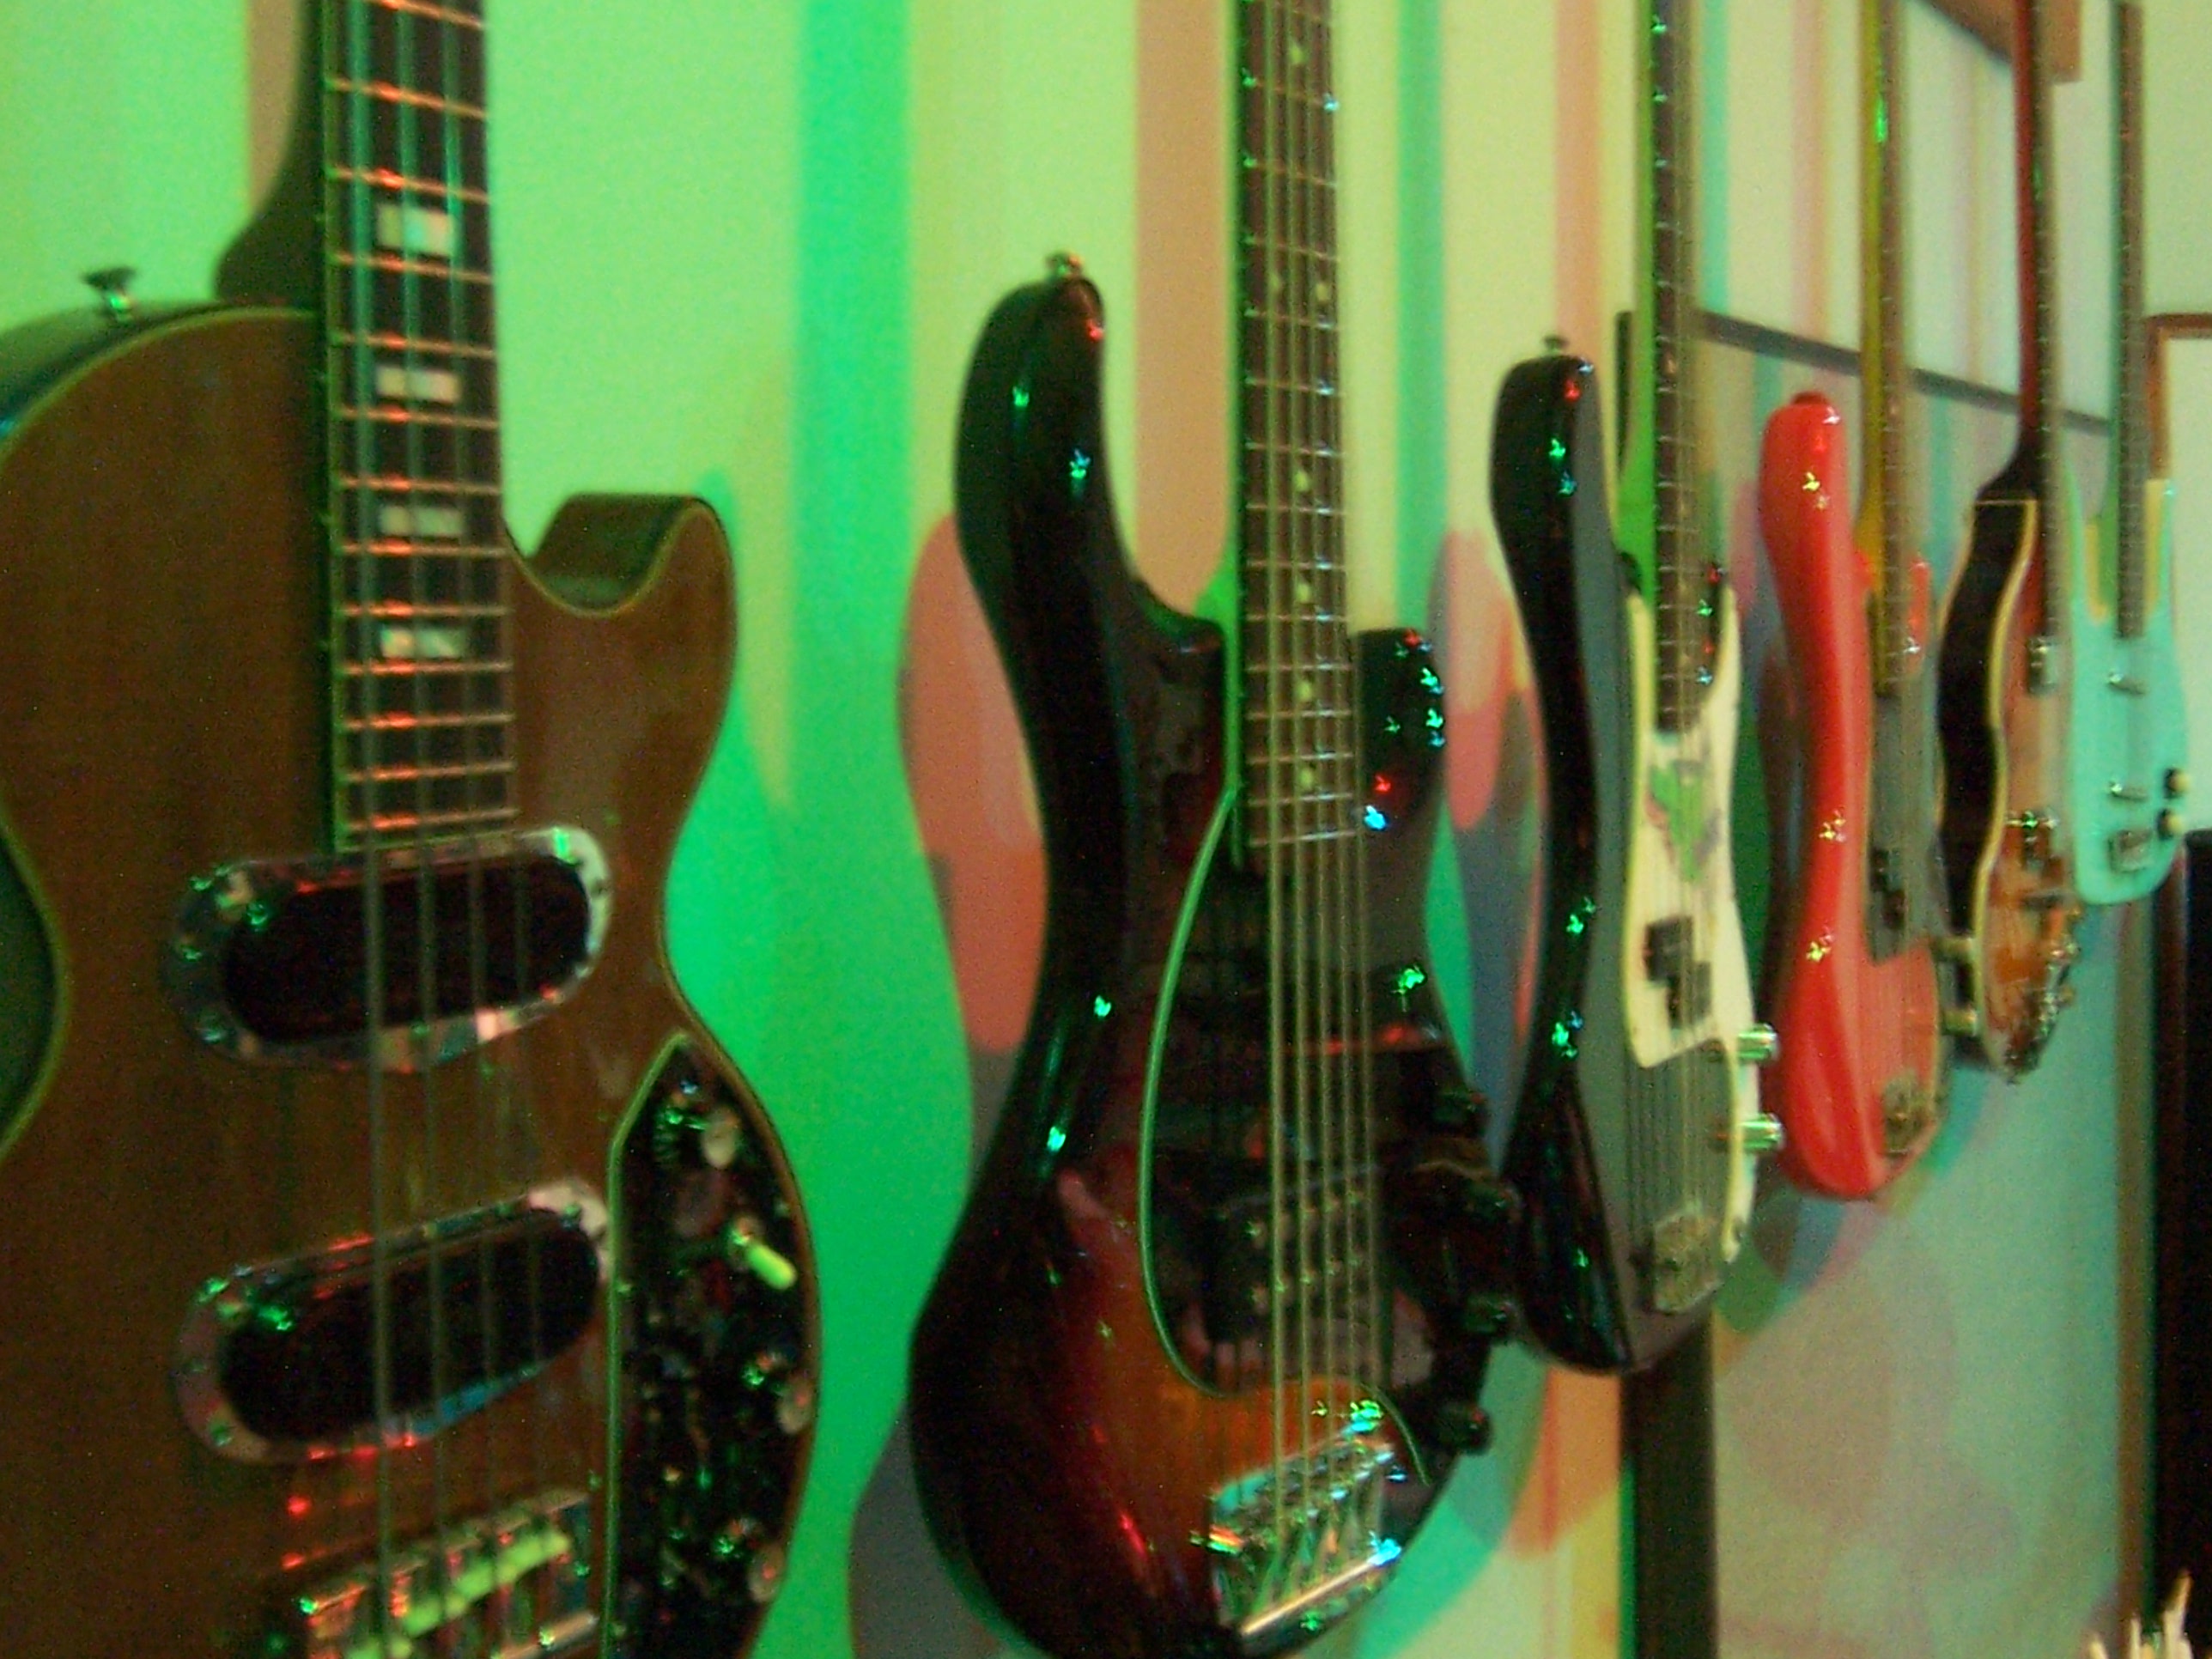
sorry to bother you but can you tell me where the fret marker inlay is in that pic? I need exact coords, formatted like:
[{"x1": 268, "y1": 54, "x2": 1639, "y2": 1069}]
[
  {"x1": 378, "y1": 501, "x2": 466, "y2": 540},
  {"x1": 375, "y1": 202, "x2": 455, "y2": 260},
  {"x1": 378, "y1": 624, "x2": 472, "y2": 662},
  {"x1": 374, "y1": 362, "x2": 462, "y2": 404}
]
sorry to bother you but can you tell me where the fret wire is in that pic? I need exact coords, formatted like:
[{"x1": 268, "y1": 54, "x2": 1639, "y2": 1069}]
[
  {"x1": 337, "y1": 476, "x2": 502, "y2": 495},
  {"x1": 336, "y1": 331, "x2": 495, "y2": 359},
  {"x1": 346, "y1": 758, "x2": 518, "y2": 782},
  {"x1": 343, "y1": 658, "x2": 516, "y2": 678},
  {"x1": 367, "y1": 0, "x2": 484, "y2": 28},
  {"x1": 332, "y1": 252, "x2": 492, "y2": 284},
  {"x1": 348, "y1": 710, "x2": 514, "y2": 730},
  {"x1": 349, "y1": 805, "x2": 521, "y2": 836},
  {"x1": 327, "y1": 76, "x2": 486, "y2": 120},
  {"x1": 327, "y1": 164, "x2": 488, "y2": 205}
]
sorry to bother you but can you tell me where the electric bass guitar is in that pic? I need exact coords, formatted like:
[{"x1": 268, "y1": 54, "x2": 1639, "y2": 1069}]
[
  {"x1": 908, "y1": 3, "x2": 1518, "y2": 1652},
  {"x1": 1935, "y1": 0, "x2": 2085, "y2": 1073},
  {"x1": 1490, "y1": 0, "x2": 1778, "y2": 1373},
  {"x1": 2064, "y1": 0, "x2": 2189, "y2": 905},
  {"x1": 0, "y1": 5, "x2": 815, "y2": 1654},
  {"x1": 1753, "y1": 0, "x2": 1946, "y2": 1198}
]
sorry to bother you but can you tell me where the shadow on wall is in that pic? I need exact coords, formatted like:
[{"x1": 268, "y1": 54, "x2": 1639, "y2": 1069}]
[{"x1": 847, "y1": 515, "x2": 1036, "y2": 1658}]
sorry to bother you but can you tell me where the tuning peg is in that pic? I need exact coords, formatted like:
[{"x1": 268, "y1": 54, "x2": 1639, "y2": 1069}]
[{"x1": 83, "y1": 265, "x2": 137, "y2": 323}]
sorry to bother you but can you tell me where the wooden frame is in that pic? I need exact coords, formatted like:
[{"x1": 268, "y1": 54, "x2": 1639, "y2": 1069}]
[{"x1": 1930, "y1": 0, "x2": 2082, "y2": 81}]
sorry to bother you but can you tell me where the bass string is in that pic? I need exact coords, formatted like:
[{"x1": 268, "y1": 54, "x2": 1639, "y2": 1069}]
[
  {"x1": 385, "y1": 0, "x2": 462, "y2": 1610},
  {"x1": 334, "y1": 0, "x2": 401, "y2": 1638},
  {"x1": 1259, "y1": 0, "x2": 1290, "y2": 1562}
]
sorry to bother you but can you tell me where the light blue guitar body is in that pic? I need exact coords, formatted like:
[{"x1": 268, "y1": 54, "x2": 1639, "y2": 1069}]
[
  {"x1": 2065, "y1": 476, "x2": 2188, "y2": 905},
  {"x1": 2065, "y1": 0, "x2": 2189, "y2": 907}
]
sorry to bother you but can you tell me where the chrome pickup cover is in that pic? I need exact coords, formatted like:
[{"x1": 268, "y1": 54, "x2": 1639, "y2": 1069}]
[
  {"x1": 288, "y1": 1487, "x2": 596, "y2": 1659},
  {"x1": 173, "y1": 1180, "x2": 609, "y2": 1463},
  {"x1": 1207, "y1": 1409, "x2": 1402, "y2": 1655},
  {"x1": 164, "y1": 824, "x2": 610, "y2": 1072}
]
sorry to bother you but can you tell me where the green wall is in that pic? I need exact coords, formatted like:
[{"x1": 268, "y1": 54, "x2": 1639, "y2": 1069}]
[{"x1": 0, "y1": 3, "x2": 2180, "y2": 1655}]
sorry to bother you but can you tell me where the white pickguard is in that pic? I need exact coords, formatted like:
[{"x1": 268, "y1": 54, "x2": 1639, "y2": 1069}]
[{"x1": 1616, "y1": 586, "x2": 1765, "y2": 1258}]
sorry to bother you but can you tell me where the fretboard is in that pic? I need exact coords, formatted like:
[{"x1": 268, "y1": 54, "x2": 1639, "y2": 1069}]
[
  {"x1": 1237, "y1": 0, "x2": 1353, "y2": 850},
  {"x1": 1860, "y1": 0, "x2": 1914, "y2": 695},
  {"x1": 2114, "y1": 0, "x2": 2148, "y2": 639},
  {"x1": 1648, "y1": 0, "x2": 1710, "y2": 734},
  {"x1": 322, "y1": 0, "x2": 514, "y2": 848},
  {"x1": 2012, "y1": 0, "x2": 2061, "y2": 489}
]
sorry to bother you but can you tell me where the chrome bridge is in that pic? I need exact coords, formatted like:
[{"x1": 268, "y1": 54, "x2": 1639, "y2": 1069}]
[
  {"x1": 1204, "y1": 1409, "x2": 1403, "y2": 1655},
  {"x1": 288, "y1": 1488, "x2": 595, "y2": 1659}
]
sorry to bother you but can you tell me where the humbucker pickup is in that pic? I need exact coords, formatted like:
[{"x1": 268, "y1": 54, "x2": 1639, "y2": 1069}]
[
  {"x1": 164, "y1": 825, "x2": 611, "y2": 1071},
  {"x1": 173, "y1": 1181, "x2": 608, "y2": 1462}
]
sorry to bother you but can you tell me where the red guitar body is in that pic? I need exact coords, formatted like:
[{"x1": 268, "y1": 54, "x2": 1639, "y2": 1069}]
[{"x1": 1759, "y1": 394, "x2": 1944, "y2": 1196}]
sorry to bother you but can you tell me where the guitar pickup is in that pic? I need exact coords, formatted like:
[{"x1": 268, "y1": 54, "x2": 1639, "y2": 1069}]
[
  {"x1": 1644, "y1": 915, "x2": 1711, "y2": 1027},
  {"x1": 164, "y1": 825, "x2": 610, "y2": 1071},
  {"x1": 2110, "y1": 827, "x2": 2155, "y2": 874},
  {"x1": 173, "y1": 1181, "x2": 607, "y2": 1463}
]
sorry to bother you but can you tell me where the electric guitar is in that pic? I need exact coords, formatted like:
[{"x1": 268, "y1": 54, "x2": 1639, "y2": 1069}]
[
  {"x1": 1753, "y1": 0, "x2": 1947, "y2": 1199},
  {"x1": 1935, "y1": 0, "x2": 2084, "y2": 1073},
  {"x1": 908, "y1": 3, "x2": 1518, "y2": 1652},
  {"x1": 2064, "y1": 0, "x2": 2189, "y2": 905},
  {"x1": 1489, "y1": 0, "x2": 1778, "y2": 1373},
  {"x1": 0, "y1": 4, "x2": 815, "y2": 1653}
]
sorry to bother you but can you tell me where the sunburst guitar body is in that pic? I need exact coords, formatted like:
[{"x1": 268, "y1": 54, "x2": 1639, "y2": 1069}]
[{"x1": 909, "y1": 4, "x2": 1518, "y2": 1649}]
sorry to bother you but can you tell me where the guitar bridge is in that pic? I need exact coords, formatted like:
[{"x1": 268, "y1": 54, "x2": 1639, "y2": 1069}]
[
  {"x1": 1882, "y1": 1075, "x2": 1936, "y2": 1158},
  {"x1": 1644, "y1": 1206, "x2": 1718, "y2": 1314},
  {"x1": 1206, "y1": 1409, "x2": 1401, "y2": 1654},
  {"x1": 287, "y1": 1488, "x2": 596, "y2": 1659}
]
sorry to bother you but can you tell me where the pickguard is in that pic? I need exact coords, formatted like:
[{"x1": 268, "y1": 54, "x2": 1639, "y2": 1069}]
[{"x1": 1617, "y1": 587, "x2": 1765, "y2": 1257}]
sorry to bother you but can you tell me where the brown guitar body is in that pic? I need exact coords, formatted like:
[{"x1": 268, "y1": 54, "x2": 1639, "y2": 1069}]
[
  {"x1": 1936, "y1": 488, "x2": 2082, "y2": 1074},
  {"x1": 0, "y1": 308, "x2": 812, "y2": 1653}
]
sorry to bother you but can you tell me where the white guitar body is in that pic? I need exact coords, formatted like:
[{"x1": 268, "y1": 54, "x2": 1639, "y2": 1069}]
[{"x1": 1617, "y1": 583, "x2": 1768, "y2": 1261}]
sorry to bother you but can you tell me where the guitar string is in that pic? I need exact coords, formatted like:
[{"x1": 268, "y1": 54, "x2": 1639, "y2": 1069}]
[
  {"x1": 1289, "y1": 0, "x2": 1321, "y2": 1569},
  {"x1": 383, "y1": 0, "x2": 464, "y2": 1616},
  {"x1": 1312, "y1": 0, "x2": 1378, "y2": 1546},
  {"x1": 336, "y1": 0, "x2": 401, "y2": 1643},
  {"x1": 1312, "y1": 0, "x2": 1358, "y2": 1555},
  {"x1": 1286, "y1": 0, "x2": 1335, "y2": 1574},
  {"x1": 1259, "y1": 0, "x2": 1290, "y2": 1567}
]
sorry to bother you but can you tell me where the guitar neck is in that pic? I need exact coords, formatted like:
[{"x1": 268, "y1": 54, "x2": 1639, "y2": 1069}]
[
  {"x1": 1237, "y1": 0, "x2": 1355, "y2": 848},
  {"x1": 1647, "y1": 0, "x2": 1711, "y2": 735},
  {"x1": 1858, "y1": 0, "x2": 1913, "y2": 696},
  {"x1": 2011, "y1": 0, "x2": 2062, "y2": 493},
  {"x1": 2114, "y1": 0, "x2": 2149, "y2": 639},
  {"x1": 321, "y1": 0, "x2": 517, "y2": 848}
]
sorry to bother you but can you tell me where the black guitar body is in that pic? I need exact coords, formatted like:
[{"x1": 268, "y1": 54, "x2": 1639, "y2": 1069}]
[
  {"x1": 908, "y1": 271, "x2": 1518, "y2": 1657},
  {"x1": 1489, "y1": 349, "x2": 1723, "y2": 1373}
]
